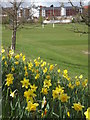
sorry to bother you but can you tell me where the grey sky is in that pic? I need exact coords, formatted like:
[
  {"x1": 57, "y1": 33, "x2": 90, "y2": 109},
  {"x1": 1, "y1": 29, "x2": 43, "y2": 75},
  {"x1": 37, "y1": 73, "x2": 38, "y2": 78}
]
[{"x1": 0, "y1": 0, "x2": 89, "y2": 7}]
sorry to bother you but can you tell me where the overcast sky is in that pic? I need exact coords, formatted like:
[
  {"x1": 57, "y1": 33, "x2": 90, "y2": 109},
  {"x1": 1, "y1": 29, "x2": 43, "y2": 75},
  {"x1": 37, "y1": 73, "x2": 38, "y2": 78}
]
[{"x1": 0, "y1": 0, "x2": 89, "y2": 7}]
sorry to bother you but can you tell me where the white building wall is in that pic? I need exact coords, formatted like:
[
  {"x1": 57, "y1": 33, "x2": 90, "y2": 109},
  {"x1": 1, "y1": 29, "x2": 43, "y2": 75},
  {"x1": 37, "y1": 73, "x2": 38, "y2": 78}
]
[
  {"x1": 61, "y1": 7, "x2": 66, "y2": 16},
  {"x1": 42, "y1": 9, "x2": 45, "y2": 17}
]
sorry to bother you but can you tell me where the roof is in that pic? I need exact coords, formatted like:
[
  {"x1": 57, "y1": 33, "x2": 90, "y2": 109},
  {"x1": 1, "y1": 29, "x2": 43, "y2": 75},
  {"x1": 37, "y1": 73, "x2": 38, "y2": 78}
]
[
  {"x1": 84, "y1": 5, "x2": 90, "y2": 9},
  {"x1": 42, "y1": 6, "x2": 80, "y2": 10}
]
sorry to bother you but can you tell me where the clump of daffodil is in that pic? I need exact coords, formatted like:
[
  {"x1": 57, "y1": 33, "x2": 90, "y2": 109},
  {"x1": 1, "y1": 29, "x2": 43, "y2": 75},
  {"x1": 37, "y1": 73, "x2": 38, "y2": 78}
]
[
  {"x1": 21, "y1": 78, "x2": 30, "y2": 89},
  {"x1": 84, "y1": 107, "x2": 90, "y2": 120},
  {"x1": 35, "y1": 61, "x2": 40, "y2": 67},
  {"x1": 28, "y1": 62, "x2": 33, "y2": 70},
  {"x1": 72, "y1": 102, "x2": 84, "y2": 112},
  {"x1": 5, "y1": 74, "x2": 14, "y2": 86},
  {"x1": 26, "y1": 101, "x2": 39, "y2": 112},
  {"x1": 41, "y1": 61, "x2": 46, "y2": 67},
  {"x1": 52, "y1": 85, "x2": 64, "y2": 100}
]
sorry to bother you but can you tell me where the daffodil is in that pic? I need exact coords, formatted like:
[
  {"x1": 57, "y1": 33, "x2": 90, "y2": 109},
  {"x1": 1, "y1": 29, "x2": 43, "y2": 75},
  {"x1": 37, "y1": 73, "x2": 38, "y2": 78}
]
[
  {"x1": 49, "y1": 65, "x2": 54, "y2": 71},
  {"x1": 38, "y1": 57, "x2": 40, "y2": 60},
  {"x1": 15, "y1": 54, "x2": 20, "y2": 60},
  {"x1": 1, "y1": 48, "x2": 5, "y2": 53},
  {"x1": 2, "y1": 56, "x2": 5, "y2": 60},
  {"x1": 21, "y1": 78, "x2": 30, "y2": 89},
  {"x1": 30, "y1": 84, "x2": 37, "y2": 92},
  {"x1": 63, "y1": 69, "x2": 68, "y2": 74},
  {"x1": 4, "y1": 61, "x2": 7, "y2": 66},
  {"x1": 24, "y1": 89, "x2": 36, "y2": 102},
  {"x1": 11, "y1": 67, "x2": 15, "y2": 72},
  {"x1": 84, "y1": 107, "x2": 90, "y2": 120},
  {"x1": 57, "y1": 69, "x2": 60, "y2": 73},
  {"x1": 5, "y1": 74, "x2": 14, "y2": 86},
  {"x1": 56, "y1": 85, "x2": 64, "y2": 95},
  {"x1": 28, "y1": 62, "x2": 33, "y2": 70},
  {"x1": 24, "y1": 71, "x2": 28, "y2": 77},
  {"x1": 59, "y1": 93, "x2": 70, "y2": 102},
  {"x1": 43, "y1": 67, "x2": 47, "y2": 74},
  {"x1": 52, "y1": 89, "x2": 59, "y2": 99},
  {"x1": 14, "y1": 61, "x2": 19, "y2": 65},
  {"x1": 22, "y1": 55, "x2": 25, "y2": 61},
  {"x1": 35, "y1": 61, "x2": 39, "y2": 67},
  {"x1": 67, "y1": 111, "x2": 70, "y2": 117},
  {"x1": 82, "y1": 79, "x2": 88, "y2": 87},
  {"x1": 20, "y1": 53, "x2": 22, "y2": 56},
  {"x1": 41, "y1": 96, "x2": 47, "y2": 109},
  {"x1": 35, "y1": 73, "x2": 40, "y2": 80},
  {"x1": 46, "y1": 75, "x2": 51, "y2": 80},
  {"x1": 10, "y1": 89, "x2": 17, "y2": 98},
  {"x1": 9, "y1": 50, "x2": 14, "y2": 56},
  {"x1": 52, "y1": 86, "x2": 64, "y2": 100},
  {"x1": 41, "y1": 87, "x2": 48, "y2": 95},
  {"x1": 72, "y1": 102, "x2": 84, "y2": 112},
  {"x1": 24, "y1": 66, "x2": 27, "y2": 71},
  {"x1": 79, "y1": 74, "x2": 83, "y2": 79},
  {"x1": 75, "y1": 80, "x2": 80, "y2": 86},
  {"x1": 26, "y1": 101, "x2": 39, "y2": 112},
  {"x1": 43, "y1": 79, "x2": 52, "y2": 88}
]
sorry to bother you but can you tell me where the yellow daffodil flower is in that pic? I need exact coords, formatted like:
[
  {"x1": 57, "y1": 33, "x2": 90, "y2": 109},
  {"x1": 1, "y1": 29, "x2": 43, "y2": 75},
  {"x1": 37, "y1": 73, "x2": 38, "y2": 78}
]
[
  {"x1": 43, "y1": 79, "x2": 52, "y2": 88},
  {"x1": 30, "y1": 84, "x2": 37, "y2": 92},
  {"x1": 72, "y1": 102, "x2": 84, "y2": 112},
  {"x1": 60, "y1": 93, "x2": 70, "y2": 102},
  {"x1": 84, "y1": 107, "x2": 90, "y2": 120},
  {"x1": 26, "y1": 101, "x2": 39, "y2": 112},
  {"x1": 21, "y1": 78, "x2": 30, "y2": 89},
  {"x1": 41, "y1": 87, "x2": 48, "y2": 95},
  {"x1": 5, "y1": 74, "x2": 14, "y2": 86}
]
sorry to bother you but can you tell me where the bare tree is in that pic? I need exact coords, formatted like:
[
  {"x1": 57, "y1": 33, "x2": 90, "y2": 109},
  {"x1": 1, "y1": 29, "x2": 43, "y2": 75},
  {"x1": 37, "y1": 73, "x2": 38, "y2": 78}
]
[
  {"x1": 68, "y1": 0, "x2": 90, "y2": 26},
  {"x1": 1, "y1": 0, "x2": 24, "y2": 50}
]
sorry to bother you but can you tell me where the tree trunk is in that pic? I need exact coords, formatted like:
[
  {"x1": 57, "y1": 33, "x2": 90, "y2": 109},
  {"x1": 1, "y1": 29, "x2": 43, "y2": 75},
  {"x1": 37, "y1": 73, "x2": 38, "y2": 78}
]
[
  {"x1": 12, "y1": 28, "x2": 16, "y2": 50},
  {"x1": 11, "y1": 1, "x2": 17, "y2": 50}
]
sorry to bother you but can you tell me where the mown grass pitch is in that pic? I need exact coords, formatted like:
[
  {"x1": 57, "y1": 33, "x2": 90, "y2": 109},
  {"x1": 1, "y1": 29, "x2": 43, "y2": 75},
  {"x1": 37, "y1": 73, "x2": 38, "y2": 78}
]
[{"x1": 2, "y1": 23, "x2": 88, "y2": 77}]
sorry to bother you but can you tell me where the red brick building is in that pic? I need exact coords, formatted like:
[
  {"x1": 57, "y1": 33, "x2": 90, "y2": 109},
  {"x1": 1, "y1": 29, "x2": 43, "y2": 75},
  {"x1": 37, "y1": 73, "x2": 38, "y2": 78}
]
[{"x1": 39, "y1": 6, "x2": 80, "y2": 18}]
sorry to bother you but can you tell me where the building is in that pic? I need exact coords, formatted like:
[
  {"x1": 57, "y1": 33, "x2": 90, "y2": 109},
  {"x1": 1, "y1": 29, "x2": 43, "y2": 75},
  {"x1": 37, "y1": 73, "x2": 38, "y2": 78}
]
[{"x1": 39, "y1": 6, "x2": 80, "y2": 19}]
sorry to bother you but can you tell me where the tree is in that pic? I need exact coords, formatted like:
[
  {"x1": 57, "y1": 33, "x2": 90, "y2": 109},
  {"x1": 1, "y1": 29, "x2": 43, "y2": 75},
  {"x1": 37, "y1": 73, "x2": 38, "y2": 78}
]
[
  {"x1": 1, "y1": 0, "x2": 24, "y2": 50},
  {"x1": 68, "y1": 0, "x2": 90, "y2": 26}
]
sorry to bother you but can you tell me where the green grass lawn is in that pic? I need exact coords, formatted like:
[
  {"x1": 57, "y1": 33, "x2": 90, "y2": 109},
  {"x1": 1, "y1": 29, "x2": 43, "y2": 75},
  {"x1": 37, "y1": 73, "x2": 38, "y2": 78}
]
[{"x1": 2, "y1": 23, "x2": 88, "y2": 77}]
